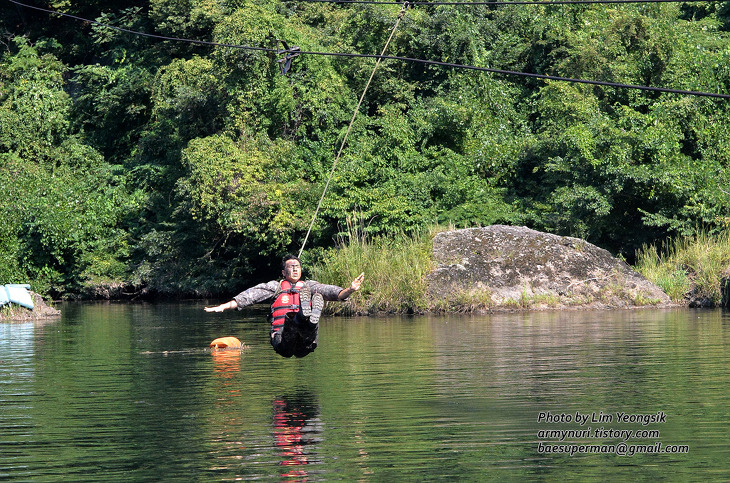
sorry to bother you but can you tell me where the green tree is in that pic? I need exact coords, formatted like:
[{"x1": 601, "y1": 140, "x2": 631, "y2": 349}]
[
  {"x1": 149, "y1": 0, "x2": 223, "y2": 40},
  {"x1": 137, "y1": 134, "x2": 315, "y2": 294},
  {"x1": 0, "y1": 39, "x2": 134, "y2": 295},
  {"x1": 70, "y1": 64, "x2": 152, "y2": 164},
  {"x1": 0, "y1": 38, "x2": 69, "y2": 164}
]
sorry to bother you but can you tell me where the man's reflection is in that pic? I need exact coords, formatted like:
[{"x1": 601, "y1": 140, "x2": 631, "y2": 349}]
[{"x1": 272, "y1": 390, "x2": 321, "y2": 479}]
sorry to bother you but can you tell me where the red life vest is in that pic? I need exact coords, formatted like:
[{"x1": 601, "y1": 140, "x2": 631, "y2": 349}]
[{"x1": 270, "y1": 280, "x2": 305, "y2": 328}]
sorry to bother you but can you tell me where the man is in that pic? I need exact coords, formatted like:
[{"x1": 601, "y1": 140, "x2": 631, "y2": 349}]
[{"x1": 205, "y1": 255, "x2": 365, "y2": 358}]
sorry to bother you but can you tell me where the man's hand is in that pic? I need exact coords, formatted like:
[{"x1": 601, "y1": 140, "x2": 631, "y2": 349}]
[
  {"x1": 338, "y1": 273, "x2": 365, "y2": 300},
  {"x1": 351, "y1": 272, "x2": 365, "y2": 291}
]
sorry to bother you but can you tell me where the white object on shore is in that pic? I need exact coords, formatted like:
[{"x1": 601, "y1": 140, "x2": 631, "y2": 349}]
[{"x1": 1, "y1": 284, "x2": 34, "y2": 310}]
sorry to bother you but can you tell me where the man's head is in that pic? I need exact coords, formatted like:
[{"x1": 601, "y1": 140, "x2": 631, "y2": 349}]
[{"x1": 281, "y1": 254, "x2": 302, "y2": 283}]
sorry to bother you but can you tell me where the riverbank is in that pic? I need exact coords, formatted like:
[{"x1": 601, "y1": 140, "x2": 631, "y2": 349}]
[
  {"x1": 7, "y1": 226, "x2": 726, "y2": 318},
  {"x1": 0, "y1": 292, "x2": 61, "y2": 321},
  {"x1": 311, "y1": 225, "x2": 725, "y2": 315}
]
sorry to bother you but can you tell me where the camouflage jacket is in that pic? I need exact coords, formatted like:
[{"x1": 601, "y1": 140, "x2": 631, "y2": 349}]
[{"x1": 232, "y1": 280, "x2": 345, "y2": 309}]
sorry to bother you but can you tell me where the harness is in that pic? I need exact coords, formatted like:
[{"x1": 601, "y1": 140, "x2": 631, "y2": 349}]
[{"x1": 269, "y1": 280, "x2": 304, "y2": 329}]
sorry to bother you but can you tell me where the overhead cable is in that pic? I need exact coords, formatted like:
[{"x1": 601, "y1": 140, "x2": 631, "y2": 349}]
[
  {"x1": 6, "y1": 0, "x2": 730, "y2": 99},
  {"x1": 293, "y1": 49, "x2": 730, "y2": 99},
  {"x1": 5, "y1": 0, "x2": 275, "y2": 53}
]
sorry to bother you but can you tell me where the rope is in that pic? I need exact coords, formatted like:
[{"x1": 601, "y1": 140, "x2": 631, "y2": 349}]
[{"x1": 297, "y1": 3, "x2": 410, "y2": 258}]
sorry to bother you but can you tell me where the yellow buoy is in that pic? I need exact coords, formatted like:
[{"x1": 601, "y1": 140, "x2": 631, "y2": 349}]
[{"x1": 210, "y1": 336, "x2": 242, "y2": 350}]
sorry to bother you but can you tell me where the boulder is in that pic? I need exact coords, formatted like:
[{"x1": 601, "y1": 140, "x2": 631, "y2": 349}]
[{"x1": 427, "y1": 225, "x2": 672, "y2": 310}]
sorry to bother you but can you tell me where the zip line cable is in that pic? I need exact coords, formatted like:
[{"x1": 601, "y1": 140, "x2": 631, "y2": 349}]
[
  {"x1": 5, "y1": 0, "x2": 275, "y2": 53},
  {"x1": 297, "y1": 2, "x2": 409, "y2": 257},
  {"x1": 296, "y1": 51, "x2": 730, "y2": 99},
  {"x1": 7, "y1": 0, "x2": 730, "y2": 99}
]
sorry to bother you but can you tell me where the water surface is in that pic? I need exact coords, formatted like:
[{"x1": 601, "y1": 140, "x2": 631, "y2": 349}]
[{"x1": 1, "y1": 304, "x2": 728, "y2": 480}]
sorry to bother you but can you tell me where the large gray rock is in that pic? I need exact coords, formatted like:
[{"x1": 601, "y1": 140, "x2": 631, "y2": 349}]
[{"x1": 428, "y1": 225, "x2": 671, "y2": 310}]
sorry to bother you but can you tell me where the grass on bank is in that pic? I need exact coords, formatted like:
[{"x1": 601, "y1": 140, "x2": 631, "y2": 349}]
[
  {"x1": 634, "y1": 230, "x2": 730, "y2": 305},
  {"x1": 309, "y1": 225, "x2": 437, "y2": 314}
]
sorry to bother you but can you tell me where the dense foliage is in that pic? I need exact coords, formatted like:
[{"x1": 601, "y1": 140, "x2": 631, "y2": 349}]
[{"x1": 2, "y1": 0, "x2": 729, "y2": 298}]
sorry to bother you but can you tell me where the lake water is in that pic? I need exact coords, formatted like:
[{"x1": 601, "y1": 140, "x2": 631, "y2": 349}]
[{"x1": 1, "y1": 303, "x2": 728, "y2": 481}]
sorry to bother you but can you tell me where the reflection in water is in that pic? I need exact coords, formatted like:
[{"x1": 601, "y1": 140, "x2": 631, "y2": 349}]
[
  {"x1": 1, "y1": 321, "x2": 36, "y2": 477},
  {"x1": 211, "y1": 348, "x2": 241, "y2": 379},
  {"x1": 273, "y1": 391, "x2": 322, "y2": 480},
  {"x1": 207, "y1": 349, "x2": 245, "y2": 474},
  {"x1": 2, "y1": 304, "x2": 728, "y2": 480}
]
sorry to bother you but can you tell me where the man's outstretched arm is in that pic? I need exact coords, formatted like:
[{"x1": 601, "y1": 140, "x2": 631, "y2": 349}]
[
  {"x1": 204, "y1": 300, "x2": 237, "y2": 312},
  {"x1": 204, "y1": 281, "x2": 280, "y2": 312}
]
